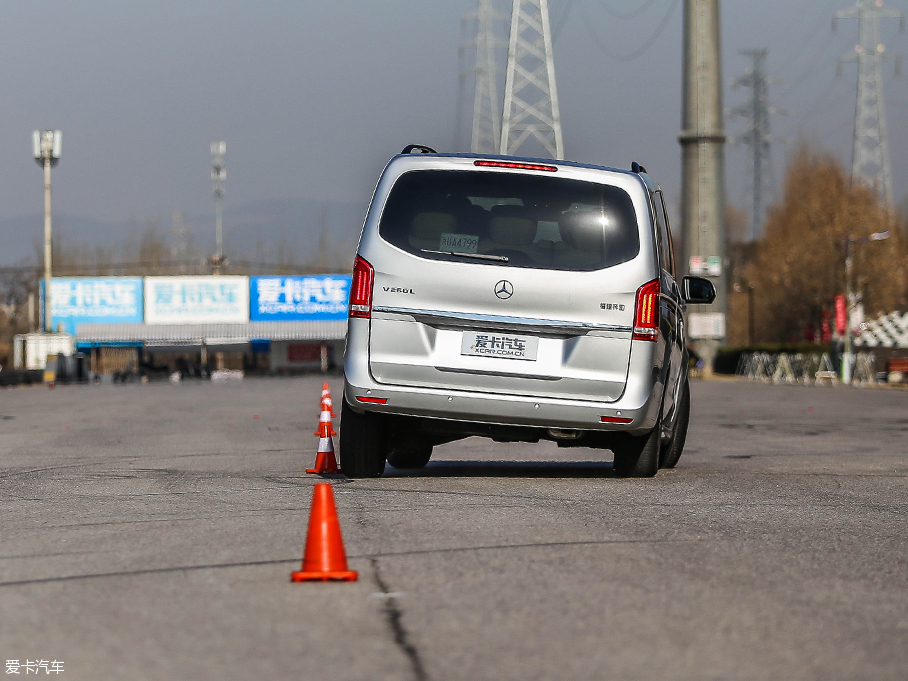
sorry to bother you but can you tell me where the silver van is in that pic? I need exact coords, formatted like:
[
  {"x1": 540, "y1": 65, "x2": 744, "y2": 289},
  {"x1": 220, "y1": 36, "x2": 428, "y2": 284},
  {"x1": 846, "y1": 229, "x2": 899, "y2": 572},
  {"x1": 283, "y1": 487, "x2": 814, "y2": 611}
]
[{"x1": 340, "y1": 146, "x2": 715, "y2": 478}]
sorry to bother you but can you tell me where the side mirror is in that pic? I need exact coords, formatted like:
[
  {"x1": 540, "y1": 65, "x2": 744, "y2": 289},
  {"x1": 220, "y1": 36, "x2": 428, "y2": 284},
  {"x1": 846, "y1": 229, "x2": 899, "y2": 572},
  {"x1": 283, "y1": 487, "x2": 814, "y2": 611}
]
[{"x1": 682, "y1": 276, "x2": 716, "y2": 304}]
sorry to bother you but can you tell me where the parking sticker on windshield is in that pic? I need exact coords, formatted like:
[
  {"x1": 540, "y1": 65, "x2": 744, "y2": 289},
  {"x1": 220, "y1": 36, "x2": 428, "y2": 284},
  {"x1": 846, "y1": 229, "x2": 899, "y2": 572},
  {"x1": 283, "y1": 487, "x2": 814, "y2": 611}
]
[{"x1": 440, "y1": 233, "x2": 479, "y2": 254}]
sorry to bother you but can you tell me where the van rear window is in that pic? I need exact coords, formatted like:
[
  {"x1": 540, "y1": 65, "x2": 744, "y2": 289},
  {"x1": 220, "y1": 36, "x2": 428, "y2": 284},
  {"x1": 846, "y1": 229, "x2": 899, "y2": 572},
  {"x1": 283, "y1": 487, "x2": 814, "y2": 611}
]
[{"x1": 377, "y1": 170, "x2": 640, "y2": 271}]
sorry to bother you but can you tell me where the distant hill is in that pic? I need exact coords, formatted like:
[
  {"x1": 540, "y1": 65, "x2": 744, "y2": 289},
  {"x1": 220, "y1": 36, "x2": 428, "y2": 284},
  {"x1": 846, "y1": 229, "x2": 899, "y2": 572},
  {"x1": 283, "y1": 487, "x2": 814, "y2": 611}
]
[{"x1": 0, "y1": 197, "x2": 368, "y2": 270}]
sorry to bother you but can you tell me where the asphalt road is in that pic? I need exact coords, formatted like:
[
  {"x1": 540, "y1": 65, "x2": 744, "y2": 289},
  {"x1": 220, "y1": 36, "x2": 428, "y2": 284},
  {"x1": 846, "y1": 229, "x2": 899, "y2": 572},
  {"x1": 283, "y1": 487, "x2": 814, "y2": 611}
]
[{"x1": 1, "y1": 376, "x2": 906, "y2": 680}]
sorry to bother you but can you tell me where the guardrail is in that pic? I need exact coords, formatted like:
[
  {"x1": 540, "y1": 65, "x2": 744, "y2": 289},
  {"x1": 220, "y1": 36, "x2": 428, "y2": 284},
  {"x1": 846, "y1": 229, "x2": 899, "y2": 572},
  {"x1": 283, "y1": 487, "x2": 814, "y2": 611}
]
[{"x1": 734, "y1": 352, "x2": 877, "y2": 386}]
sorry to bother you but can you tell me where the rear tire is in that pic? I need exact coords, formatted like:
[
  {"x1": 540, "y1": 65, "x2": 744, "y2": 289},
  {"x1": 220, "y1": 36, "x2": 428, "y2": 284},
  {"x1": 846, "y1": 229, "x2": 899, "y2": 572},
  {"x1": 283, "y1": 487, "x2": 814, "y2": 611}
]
[
  {"x1": 660, "y1": 381, "x2": 690, "y2": 469},
  {"x1": 386, "y1": 445, "x2": 433, "y2": 469},
  {"x1": 339, "y1": 400, "x2": 387, "y2": 478},
  {"x1": 612, "y1": 418, "x2": 660, "y2": 478}
]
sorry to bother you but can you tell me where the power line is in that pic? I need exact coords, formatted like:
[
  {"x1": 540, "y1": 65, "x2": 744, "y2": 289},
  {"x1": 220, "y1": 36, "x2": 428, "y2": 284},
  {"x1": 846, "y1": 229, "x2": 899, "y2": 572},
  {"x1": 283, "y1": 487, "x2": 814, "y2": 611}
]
[
  {"x1": 593, "y1": 0, "x2": 659, "y2": 21},
  {"x1": 552, "y1": 0, "x2": 575, "y2": 41},
  {"x1": 575, "y1": 0, "x2": 680, "y2": 62},
  {"x1": 775, "y1": 33, "x2": 838, "y2": 101},
  {"x1": 784, "y1": 75, "x2": 848, "y2": 134},
  {"x1": 768, "y1": 0, "x2": 839, "y2": 73}
]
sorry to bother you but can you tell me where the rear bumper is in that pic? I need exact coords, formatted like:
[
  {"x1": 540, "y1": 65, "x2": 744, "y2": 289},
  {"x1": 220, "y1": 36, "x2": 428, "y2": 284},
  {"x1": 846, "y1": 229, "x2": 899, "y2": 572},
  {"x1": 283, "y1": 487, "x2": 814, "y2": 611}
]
[{"x1": 344, "y1": 319, "x2": 663, "y2": 434}]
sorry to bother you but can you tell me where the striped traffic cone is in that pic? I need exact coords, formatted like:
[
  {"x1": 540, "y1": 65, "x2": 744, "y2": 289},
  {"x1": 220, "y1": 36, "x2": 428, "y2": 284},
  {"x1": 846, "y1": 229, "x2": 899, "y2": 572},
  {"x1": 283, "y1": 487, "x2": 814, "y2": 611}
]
[
  {"x1": 307, "y1": 392, "x2": 340, "y2": 474},
  {"x1": 320, "y1": 382, "x2": 337, "y2": 417},
  {"x1": 307, "y1": 432, "x2": 340, "y2": 474},
  {"x1": 313, "y1": 405, "x2": 337, "y2": 438}
]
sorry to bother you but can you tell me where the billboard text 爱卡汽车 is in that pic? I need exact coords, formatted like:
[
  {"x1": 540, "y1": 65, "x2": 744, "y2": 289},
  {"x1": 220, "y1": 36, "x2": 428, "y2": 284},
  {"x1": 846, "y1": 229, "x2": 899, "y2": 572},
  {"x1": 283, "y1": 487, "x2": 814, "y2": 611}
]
[
  {"x1": 145, "y1": 276, "x2": 249, "y2": 324},
  {"x1": 249, "y1": 275, "x2": 351, "y2": 321},
  {"x1": 45, "y1": 277, "x2": 144, "y2": 334}
]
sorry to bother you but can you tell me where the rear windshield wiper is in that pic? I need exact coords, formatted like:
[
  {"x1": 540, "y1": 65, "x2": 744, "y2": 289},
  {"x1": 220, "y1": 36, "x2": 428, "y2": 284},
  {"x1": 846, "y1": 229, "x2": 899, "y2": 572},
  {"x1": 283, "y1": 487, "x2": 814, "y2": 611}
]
[{"x1": 420, "y1": 249, "x2": 509, "y2": 263}]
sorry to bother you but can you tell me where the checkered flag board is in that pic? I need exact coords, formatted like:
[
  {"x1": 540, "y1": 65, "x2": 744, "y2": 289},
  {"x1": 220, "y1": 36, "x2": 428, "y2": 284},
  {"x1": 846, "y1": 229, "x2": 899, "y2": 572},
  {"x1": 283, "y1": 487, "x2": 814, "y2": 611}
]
[{"x1": 855, "y1": 311, "x2": 908, "y2": 349}]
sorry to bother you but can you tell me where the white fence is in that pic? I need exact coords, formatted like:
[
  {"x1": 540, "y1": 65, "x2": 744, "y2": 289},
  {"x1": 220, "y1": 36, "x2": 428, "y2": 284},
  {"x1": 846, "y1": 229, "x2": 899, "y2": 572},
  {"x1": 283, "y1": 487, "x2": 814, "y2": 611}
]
[{"x1": 734, "y1": 352, "x2": 877, "y2": 386}]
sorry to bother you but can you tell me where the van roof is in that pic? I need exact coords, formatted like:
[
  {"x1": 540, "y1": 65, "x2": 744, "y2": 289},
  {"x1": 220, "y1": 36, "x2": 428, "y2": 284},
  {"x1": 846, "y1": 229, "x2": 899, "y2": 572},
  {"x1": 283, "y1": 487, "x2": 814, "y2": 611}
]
[{"x1": 392, "y1": 151, "x2": 644, "y2": 180}]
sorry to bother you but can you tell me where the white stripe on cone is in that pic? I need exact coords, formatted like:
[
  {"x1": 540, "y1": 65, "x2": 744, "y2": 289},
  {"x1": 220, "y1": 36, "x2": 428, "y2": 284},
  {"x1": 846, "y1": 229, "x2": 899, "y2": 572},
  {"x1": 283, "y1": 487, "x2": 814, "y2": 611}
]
[
  {"x1": 307, "y1": 435, "x2": 339, "y2": 474},
  {"x1": 315, "y1": 409, "x2": 336, "y2": 436}
]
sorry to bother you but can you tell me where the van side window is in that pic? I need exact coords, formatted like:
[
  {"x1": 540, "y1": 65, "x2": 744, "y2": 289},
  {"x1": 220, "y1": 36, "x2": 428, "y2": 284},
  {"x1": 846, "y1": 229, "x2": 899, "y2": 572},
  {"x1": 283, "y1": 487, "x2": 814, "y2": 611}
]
[{"x1": 653, "y1": 190, "x2": 675, "y2": 277}]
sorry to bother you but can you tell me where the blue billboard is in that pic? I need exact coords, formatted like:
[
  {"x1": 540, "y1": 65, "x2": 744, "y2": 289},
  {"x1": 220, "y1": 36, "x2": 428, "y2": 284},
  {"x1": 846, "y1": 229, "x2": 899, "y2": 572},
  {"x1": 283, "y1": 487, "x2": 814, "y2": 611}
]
[
  {"x1": 145, "y1": 276, "x2": 249, "y2": 324},
  {"x1": 250, "y1": 275, "x2": 351, "y2": 321},
  {"x1": 44, "y1": 277, "x2": 144, "y2": 334}
]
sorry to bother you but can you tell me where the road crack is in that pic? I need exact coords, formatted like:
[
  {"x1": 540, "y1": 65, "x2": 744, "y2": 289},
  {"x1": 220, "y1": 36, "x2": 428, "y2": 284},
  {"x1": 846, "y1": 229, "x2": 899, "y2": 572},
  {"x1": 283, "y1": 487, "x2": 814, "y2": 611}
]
[{"x1": 371, "y1": 557, "x2": 428, "y2": 681}]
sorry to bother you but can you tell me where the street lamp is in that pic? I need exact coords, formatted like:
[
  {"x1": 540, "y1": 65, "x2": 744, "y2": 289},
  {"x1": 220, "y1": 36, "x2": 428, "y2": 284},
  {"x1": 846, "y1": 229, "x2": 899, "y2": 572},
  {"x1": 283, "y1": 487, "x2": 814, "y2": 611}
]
[
  {"x1": 209, "y1": 141, "x2": 227, "y2": 274},
  {"x1": 32, "y1": 130, "x2": 61, "y2": 333},
  {"x1": 842, "y1": 230, "x2": 889, "y2": 384}
]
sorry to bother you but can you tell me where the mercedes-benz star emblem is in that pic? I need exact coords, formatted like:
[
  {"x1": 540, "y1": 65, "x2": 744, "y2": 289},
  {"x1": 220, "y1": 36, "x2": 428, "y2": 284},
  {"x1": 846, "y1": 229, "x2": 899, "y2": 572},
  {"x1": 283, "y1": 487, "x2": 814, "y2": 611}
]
[{"x1": 494, "y1": 280, "x2": 514, "y2": 299}]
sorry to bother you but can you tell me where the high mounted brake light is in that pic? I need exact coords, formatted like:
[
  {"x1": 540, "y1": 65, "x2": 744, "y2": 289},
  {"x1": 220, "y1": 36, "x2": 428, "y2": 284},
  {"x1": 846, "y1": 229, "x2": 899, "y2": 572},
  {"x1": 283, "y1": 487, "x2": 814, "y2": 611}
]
[
  {"x1": 349, "y1": 255, "x2": 374, "y2": 319},
  {"x1": 473, "y1": 160, "x2": 558, "y2": 172},
  {"x1": 632, "y1": 279, "x2": 660, "y2": 341}
]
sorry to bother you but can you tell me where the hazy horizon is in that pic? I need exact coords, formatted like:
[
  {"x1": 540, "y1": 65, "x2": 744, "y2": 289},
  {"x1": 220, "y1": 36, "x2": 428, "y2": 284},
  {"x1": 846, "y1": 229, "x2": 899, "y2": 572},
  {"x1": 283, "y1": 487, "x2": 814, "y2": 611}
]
[{"x1": 3, "y1": 0, "x2": 906, "y2": 265}]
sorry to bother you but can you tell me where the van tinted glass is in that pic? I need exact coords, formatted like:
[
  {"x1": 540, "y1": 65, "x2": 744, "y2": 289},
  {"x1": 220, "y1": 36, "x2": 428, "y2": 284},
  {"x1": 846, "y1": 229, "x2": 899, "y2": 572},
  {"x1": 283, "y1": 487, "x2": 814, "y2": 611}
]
[{"x1": 378, "y1": 170, "x2": 640, "y2": 271}]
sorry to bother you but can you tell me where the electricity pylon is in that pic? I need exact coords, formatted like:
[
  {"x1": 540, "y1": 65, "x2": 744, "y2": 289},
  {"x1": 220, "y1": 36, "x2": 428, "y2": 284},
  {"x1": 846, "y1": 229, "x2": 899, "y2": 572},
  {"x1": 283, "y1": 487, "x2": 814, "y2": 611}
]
[
  {"x1": 731, "y1": 49, "x2": 784, "y2": 241},
  {"x1": 835, "y1": 0, "x2": 904, "y2": 208},
  {"x1": 466, "y1": 0, "x2": 508, "y2": 154},
  {"x1": 500, "y1": 0, "x2": 564, "y2": 159}
]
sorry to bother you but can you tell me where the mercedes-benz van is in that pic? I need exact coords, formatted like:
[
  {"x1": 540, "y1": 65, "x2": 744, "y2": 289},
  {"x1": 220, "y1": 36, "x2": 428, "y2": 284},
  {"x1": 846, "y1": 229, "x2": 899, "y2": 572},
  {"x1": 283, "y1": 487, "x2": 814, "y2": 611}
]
[{"x1": 340, "y1": 146, "x2": 715, "y2": 478}]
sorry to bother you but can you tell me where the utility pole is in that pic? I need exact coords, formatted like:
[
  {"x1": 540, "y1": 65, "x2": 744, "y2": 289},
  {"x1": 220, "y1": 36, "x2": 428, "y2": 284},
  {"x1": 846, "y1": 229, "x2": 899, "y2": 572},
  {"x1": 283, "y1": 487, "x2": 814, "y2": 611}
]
[
  {"x1": 835, "y1": 0, "x2": 904, "y2": 208},
  {"x1": 842, "y1": 230, "x2": 889, "y2": 383},
  {"x1": 500, "y1": 0, "x2": 563, "y2": 159},
  {"x1": 466, "y1": 0, "x2": 508, "y2": 154},
  {"x1": 171, "y1": 211, "x2": 189, "y2": 272},
  {"x1": 32, "y1": 130, "x2": 62, "y2": 334},
  {"x1": 210, "y1": 141, "x2": 227, "y2": 274},
  {"x1": 680, "y1": 0, "x2": 727, "y2": 372},
  {"x1": 731, "y1": 49, "x2": 783, "y2": 241}
]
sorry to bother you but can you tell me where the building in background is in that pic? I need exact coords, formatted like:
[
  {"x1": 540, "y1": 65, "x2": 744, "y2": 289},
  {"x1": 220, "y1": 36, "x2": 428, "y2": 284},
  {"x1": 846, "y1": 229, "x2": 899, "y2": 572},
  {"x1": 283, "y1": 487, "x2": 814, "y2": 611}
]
[{"x1": 16, "y1": 274, "x2": 351, "y2": 377}]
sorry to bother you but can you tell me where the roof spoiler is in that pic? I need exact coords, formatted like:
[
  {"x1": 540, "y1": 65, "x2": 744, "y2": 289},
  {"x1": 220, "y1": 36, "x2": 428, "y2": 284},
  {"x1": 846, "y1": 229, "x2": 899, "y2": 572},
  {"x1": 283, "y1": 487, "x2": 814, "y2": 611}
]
[{"x1": 401, "y1": 144, "x2": 437, "y2": 154}]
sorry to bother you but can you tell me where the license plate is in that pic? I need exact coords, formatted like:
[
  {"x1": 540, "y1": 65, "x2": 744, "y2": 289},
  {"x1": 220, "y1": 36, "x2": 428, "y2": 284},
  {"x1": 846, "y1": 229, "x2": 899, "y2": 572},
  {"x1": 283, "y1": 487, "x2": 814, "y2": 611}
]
[{"x1": 460, "y1": 332, "x2": 538, "y2": 361}]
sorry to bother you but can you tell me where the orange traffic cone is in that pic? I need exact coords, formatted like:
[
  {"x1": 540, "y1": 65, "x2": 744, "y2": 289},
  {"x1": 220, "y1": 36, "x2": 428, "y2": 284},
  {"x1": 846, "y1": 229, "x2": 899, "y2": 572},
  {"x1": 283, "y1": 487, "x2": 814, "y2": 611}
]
[
  {"x1": 308, "y1": 389, "x2": 340, "y2": 474},
  {"x1": 306, "y1": 434, "x2": 340, "y2": 474},
  {"x1": 314, "y1": 405, "x2": 337, "y2": 438},
  {"x1": 291, "y1": 483, "x2": 358, "y2": 582},
  {"x1": 320, "y1": 382, "x2": 337, "y2": 417}
]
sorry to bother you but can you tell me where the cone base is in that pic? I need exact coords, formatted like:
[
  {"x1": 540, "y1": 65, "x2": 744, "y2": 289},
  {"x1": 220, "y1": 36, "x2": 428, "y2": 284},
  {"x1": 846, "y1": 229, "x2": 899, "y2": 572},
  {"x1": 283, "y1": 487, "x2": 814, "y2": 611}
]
[
  {"x1": 306, "y1": 468, "x2": 342, "y2": 475},
  {"x1": 290, "y1": 569, "x2": 358, "y2": 582},
  {"x1": 306, "y1": 446, "x2": 340, "y2": 475}
]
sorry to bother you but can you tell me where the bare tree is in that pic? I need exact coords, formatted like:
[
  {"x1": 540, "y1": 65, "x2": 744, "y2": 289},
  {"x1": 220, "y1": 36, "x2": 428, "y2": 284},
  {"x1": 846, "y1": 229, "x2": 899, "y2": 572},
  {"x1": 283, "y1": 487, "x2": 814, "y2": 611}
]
[{"x1": 744, "y1": 142, "x2": 908, "y2": 343}]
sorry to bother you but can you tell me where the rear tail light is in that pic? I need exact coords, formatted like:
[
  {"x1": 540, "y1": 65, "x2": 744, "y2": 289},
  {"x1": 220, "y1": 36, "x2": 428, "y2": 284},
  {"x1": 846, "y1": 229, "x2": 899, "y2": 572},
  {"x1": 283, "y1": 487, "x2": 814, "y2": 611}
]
[
  {"x1": 633, "y1": 279, "x2": 660, "y2": 341},
  {"x1": 349, "y1": 255, "x2": 374, "y2": 319}
]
